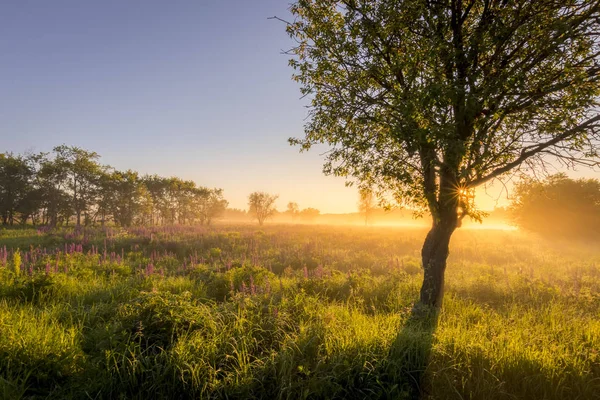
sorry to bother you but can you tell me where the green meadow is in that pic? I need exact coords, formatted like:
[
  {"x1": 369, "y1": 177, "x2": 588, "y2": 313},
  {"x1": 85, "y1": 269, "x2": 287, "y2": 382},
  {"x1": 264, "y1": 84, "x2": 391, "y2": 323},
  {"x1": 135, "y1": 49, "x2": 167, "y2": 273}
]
[{"x1": 0, "y1": 224, "x2": 598, "y2": 399}]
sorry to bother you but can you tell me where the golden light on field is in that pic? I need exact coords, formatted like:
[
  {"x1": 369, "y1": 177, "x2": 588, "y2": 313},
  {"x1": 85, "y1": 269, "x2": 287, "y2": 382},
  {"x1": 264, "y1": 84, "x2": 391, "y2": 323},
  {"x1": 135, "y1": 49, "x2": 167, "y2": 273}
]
[{"x1": 462, "y1": 223, "x2": 517, "y2": 231}]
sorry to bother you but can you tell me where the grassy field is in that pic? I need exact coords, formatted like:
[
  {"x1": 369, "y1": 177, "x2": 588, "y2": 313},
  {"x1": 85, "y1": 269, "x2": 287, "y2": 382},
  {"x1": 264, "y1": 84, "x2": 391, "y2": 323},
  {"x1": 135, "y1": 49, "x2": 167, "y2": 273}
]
[{"x1": 0, "y1": 224, "x2": 598, "y2": 399}]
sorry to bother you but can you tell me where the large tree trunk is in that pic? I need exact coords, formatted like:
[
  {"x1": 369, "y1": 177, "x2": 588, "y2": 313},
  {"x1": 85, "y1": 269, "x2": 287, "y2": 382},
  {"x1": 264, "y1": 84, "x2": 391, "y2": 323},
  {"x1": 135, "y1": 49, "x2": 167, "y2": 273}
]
[{"x1": 419, "y1": 215, "x2": 457, "y2": 308}]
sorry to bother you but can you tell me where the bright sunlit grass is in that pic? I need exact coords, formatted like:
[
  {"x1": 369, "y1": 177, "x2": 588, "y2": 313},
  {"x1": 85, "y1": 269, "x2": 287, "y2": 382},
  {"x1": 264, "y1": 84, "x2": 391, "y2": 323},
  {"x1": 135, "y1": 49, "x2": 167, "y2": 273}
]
[{"x1": 0, "y1": 224, "x2": 598, "y2": 399}]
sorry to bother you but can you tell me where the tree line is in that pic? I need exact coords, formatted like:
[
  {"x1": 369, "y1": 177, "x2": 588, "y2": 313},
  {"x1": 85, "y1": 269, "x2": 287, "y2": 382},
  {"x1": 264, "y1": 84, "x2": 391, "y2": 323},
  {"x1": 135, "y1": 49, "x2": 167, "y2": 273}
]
[
  {"x1": 0, "y1": 146, "x2": 228, "y2": 227},
  {"x1": 509, "y1": 174, "x2": 600, "y2": 240}
]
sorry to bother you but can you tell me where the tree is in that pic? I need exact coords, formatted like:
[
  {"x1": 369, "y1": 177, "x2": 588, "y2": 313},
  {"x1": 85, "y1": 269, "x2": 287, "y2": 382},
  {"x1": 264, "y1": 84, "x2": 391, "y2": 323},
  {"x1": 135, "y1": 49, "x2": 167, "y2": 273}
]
[
  {"x1": 286, "y1": 201, "x2": 300, "y2": 219},
  {"x1": 223, "y1": 208, "x2": 248, "y2": 220},
  {"x1": 197, "y1": 188, "x2": 228, "y2": 225},
  {"x1": 142, "y1": 175, "x2": 170, "y2": 225},
  {"x1": 284, "y1": 1, "x2": 600, "y2": 308},
  {"x1": 248, "y1": 192, "x2": 279, "y2": 226},
  {"x1": 37, "y1": 155, "x2": 71, "y2": 227},
  {"x1": 299, "y1": 207, "x2": 320, "y2": 221},
  {"x1": 358, "y1": 188, "x2": 376, "y2": 226},
  {"x1": 53, "y1": 145, "x2": 102, "y2": 227},
  {"x1": 0, "y1": 153, "x2": 37, "y2": 225},
  {"x1": 171, "y1": 178, "x2": 197, "y2": 225},
  {"x1": 509, "y1": 174, "x2": 600, "y2": 239},
  {"x1": 111, "y1": 170, "x2": 143, "y2": 227},
  {"x1": 95, "y1": 169, "x2": 117, "y2": 227}
]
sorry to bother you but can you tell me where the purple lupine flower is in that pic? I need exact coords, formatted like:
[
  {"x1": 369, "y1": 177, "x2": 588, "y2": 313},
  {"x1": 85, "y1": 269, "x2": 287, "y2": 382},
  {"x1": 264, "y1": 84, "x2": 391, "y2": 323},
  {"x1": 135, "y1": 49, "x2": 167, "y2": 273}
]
[{"x1": 45, "y1": 263, "x2": 51, "y2": 275}]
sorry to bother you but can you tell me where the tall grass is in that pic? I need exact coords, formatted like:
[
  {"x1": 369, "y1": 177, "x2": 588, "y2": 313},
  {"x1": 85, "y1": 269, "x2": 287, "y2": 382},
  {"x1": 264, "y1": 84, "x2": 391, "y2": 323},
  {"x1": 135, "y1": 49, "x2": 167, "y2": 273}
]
[{"x1": 0, "y1": 224, "x2": 598, "y2": 399}]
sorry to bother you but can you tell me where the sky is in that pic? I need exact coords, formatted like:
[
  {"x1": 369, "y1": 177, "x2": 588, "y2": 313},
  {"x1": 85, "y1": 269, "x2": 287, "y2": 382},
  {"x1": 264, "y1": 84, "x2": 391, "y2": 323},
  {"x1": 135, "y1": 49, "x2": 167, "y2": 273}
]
[{"x1": 1, "y1": 1, "x2": 598, "y2": 214}]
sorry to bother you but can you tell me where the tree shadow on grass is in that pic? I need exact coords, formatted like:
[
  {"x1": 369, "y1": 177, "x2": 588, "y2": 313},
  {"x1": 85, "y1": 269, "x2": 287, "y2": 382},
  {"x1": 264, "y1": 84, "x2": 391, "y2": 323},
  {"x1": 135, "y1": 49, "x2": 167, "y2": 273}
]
[{"x1": 383, "y1": 306, "x2": 439, "y2": 400}]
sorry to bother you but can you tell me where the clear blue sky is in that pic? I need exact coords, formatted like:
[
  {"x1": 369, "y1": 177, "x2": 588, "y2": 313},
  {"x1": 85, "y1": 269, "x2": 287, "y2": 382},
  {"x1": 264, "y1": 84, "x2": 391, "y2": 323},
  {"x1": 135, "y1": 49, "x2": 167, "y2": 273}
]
[{"x1": 1, "y1": 0, "x2": 362, "y2": 213}]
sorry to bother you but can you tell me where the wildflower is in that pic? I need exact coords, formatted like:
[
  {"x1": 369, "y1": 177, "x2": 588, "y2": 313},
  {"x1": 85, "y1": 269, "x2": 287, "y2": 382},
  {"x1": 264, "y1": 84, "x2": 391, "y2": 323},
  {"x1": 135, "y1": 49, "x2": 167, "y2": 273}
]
[{"x1": 12, "y1": 250, "x2": 21, "y2": 277}]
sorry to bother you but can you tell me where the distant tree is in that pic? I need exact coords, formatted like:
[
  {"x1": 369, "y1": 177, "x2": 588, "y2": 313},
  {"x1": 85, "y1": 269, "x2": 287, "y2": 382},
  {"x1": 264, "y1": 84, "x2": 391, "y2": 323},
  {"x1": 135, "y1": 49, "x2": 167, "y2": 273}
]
[
  {"x1": 299, "y1": 207, "x2": 320, "y2": 221},
  {"x1": 223, "y1": 208, "x2": 248, "y2": 220},
  {"x1": 136, "y1": 184, "x2": 154, "y2": 226},
  {"x1": 37, "y1": 155, "x2": 71, "y2": 227},
  {"x1": 248, "y1": 192, "x2": 279, "y2": 226},
  {"x1": 358, "y1": 188, "x2": 376, "y2": 226},
  {"x1": 53, "y1": 145, "x2": 102, "y2": 227},
  {"x1": 197, "y1": 188, "x2": 228, "y2": 225},
  {"x1": 285, "y1": 0, "x2": 600, "y2": 308},
  {"x1": 286, "y1": 201, "x2": 300, "y2": 219},
  {"x1": 111, "y1": 170, "x2": 143, "y2": 227},
  {"x1": 0, "y1": 153, "x2": 37, "y2": 225},
  {"x1": 509, "y1": 174, "x2": 600, "y2": 239},
  {"x1": 95, "y1": 169, "x2": 117, "y2": 227},
  {"x1": 142, "y1": 175, "x2": 170, "y2": 225},
  {"x1": 172, "y1": 179, "x2": 197, "y2": 225}
]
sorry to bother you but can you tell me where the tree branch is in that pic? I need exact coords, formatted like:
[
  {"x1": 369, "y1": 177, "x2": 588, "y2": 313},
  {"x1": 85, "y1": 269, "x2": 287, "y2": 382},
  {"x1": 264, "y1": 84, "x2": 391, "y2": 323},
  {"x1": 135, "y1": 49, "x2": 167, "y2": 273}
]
[{"x1": 467, "y1": 115, "x2": 600, "y2": 188}]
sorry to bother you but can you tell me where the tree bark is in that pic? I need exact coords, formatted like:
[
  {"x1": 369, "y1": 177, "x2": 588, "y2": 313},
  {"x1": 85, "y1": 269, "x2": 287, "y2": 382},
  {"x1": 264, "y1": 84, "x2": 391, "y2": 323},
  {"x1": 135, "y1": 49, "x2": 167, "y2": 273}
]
[{"x1": 419, "y1": 213, "x2": 457, "y2": 308}]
